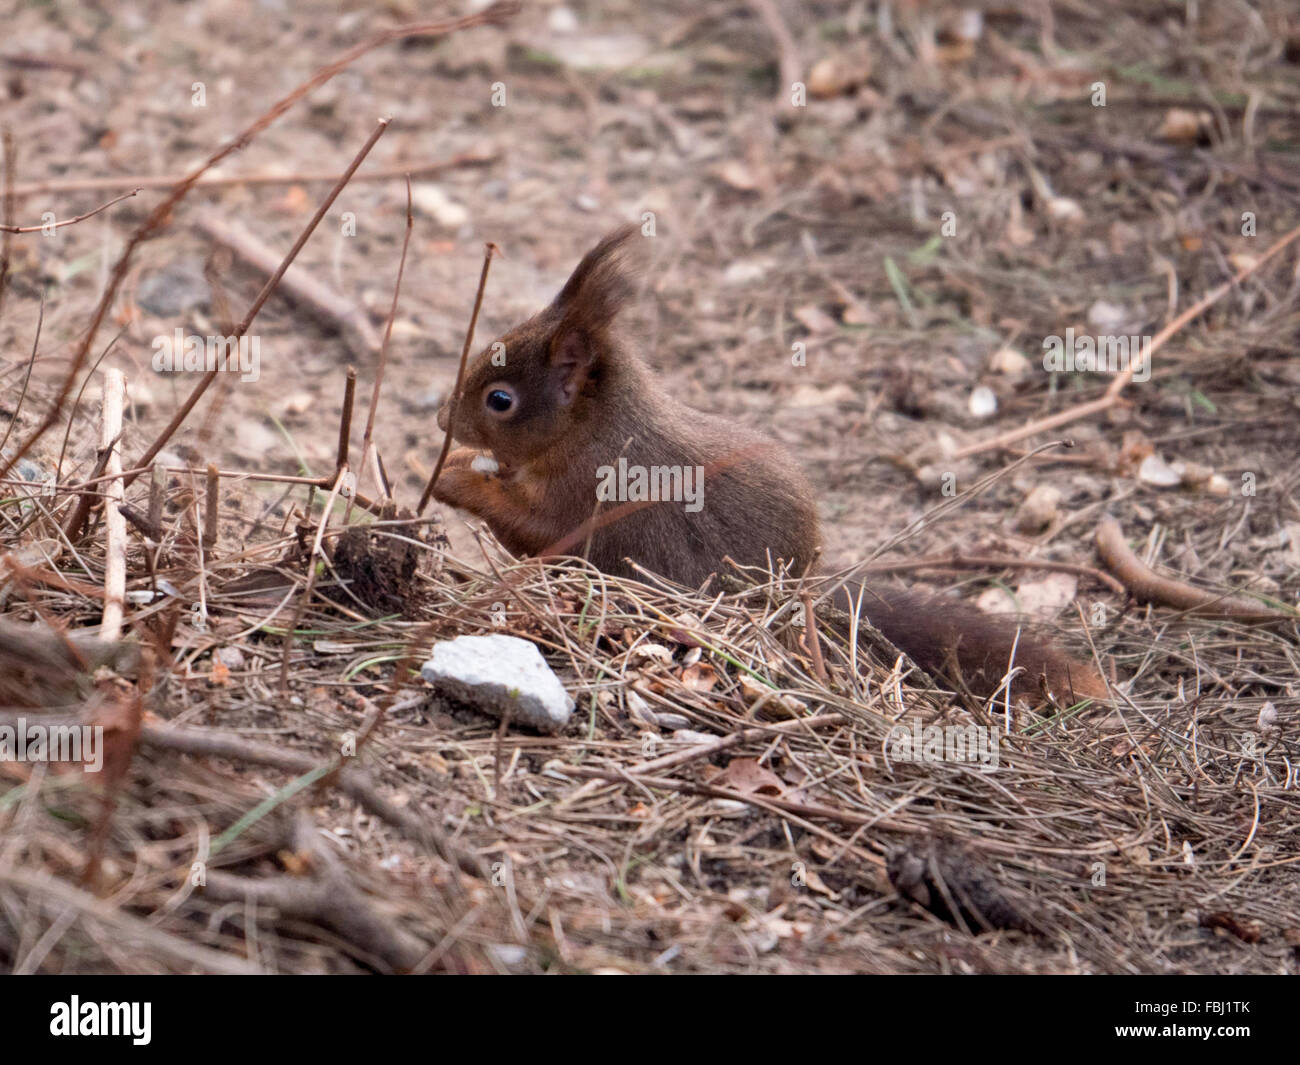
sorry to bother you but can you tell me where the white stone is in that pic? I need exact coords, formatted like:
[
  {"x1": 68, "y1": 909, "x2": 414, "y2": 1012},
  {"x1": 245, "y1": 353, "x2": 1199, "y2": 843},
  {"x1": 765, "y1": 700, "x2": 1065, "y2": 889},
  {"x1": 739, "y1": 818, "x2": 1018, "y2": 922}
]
[
  {"x1": 547, "y1": 6, "x2": 579, "y2": 34},
  {"x1": 421, "y1": 634, "x2": 574, "y2": 733},
  {"x1": 968, "y1": 385, "x2": 997, "y2": 419},
  {"x1": 1138, "y1": 452, "x2": 1182, "y2": 487},
  {"x1": 410, "y1": 184, "x2": 470, "y2": 229}
]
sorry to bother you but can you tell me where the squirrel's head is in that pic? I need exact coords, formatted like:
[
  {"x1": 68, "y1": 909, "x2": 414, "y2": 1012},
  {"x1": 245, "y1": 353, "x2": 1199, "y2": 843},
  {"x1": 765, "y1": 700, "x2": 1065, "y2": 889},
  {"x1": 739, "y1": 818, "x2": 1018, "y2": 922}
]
[{"x1": 437, "y1": 223, "x2": 644, "y2": 467}]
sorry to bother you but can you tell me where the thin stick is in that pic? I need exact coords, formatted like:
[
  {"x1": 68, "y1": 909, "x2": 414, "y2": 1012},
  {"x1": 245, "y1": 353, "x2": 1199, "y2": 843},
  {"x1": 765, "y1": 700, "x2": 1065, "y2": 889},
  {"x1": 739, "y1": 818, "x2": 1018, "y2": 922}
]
[
  {"x1": 372, "y1": 451, "x2": 394, "y2": 503},
  {"x1": 169, "y1": 466, "x2": 323, "y2": 486},
  {"x1": 1095, "y1": 517, "x2": 1294, "y2": 621},
  {"x1": 419, "y1": 242, "x2": 498, "y2": 512},
  {"x1": 147, "y1": 462, "x2": 166, "y2": 539},
  {"x1": 0, "y1": 51, "x2": 89, "y2": 74},
  {"x1": 360, "y1": 175, "x2": 415, "y2": 507},
  {"x1": 0, "y1": 289, "x2": 42, "y2": 458},
  {"x1": 203, "y1": 464, "x2": 220, "y2": 548},
  {"x1": 0, "y1": 129, "x2": 14, "y2": 320},
  {"x1": 99, "y1": 370, "x2": 126, "y2": 641},
  {"x1": 60, "y1": 434, "x2": 118, "y2": 543},
  {"x1": 337, "y1": 367, "x2": 357, "y2": 471},
  {"x1": 953, "y1": 222, "x2": 1300, "y2": 459},
  {"x1": 799, "y1": 590, "x2": 827, "y2": 682},
  {"x1": 54, "y1": 327, "x2": 126, "y2": 483},
  {"x1": 747, "y1": 0, "x2": 801, "y2": 105},
  {"x1": 0, "y1": 187, "x2": 141, "y2": 232},
  {"x1": 4, "y1": 149, "x2": 495, "y2": 199},
  {"x1": 2, "y1": 464, "x2": 323, "y2": 494},
  {"x1": 279, "y1": 465, "x2": 348, "y2": 690},
  {"x1": 127, "y1": 118, "x2": 391, "y2": 488}
]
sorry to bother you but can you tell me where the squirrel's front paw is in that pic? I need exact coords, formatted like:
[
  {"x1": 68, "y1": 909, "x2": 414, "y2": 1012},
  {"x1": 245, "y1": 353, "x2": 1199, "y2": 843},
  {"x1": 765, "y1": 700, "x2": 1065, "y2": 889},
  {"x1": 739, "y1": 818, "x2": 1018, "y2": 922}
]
[
  {"x1": 440, "y1": 447, "x2": 481, "y2": 472},
  {"x1": 432, "y1": 449, "x2": 495, "y2": 513}
]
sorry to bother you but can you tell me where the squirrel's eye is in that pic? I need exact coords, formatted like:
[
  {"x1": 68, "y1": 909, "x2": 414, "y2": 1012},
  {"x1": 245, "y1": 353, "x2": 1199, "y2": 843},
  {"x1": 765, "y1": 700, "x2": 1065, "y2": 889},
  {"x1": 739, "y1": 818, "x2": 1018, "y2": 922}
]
[{"x1": 485, "y1": 388, "x2": 515, "y2": 414}]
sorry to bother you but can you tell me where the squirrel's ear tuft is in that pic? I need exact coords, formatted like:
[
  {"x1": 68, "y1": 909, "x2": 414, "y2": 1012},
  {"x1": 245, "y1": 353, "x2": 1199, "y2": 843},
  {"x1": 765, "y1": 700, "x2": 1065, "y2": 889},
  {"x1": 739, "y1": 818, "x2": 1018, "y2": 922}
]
[{"x1": 550, "y1": 223, "x2": 642, "y2": 334}]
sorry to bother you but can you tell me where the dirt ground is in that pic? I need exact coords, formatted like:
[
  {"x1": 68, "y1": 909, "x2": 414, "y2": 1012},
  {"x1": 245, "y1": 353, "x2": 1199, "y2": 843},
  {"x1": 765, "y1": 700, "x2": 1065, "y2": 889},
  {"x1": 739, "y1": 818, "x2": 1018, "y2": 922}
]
[{"x1": 2, "y1": 1, "x2": 1299, "y2": 974}]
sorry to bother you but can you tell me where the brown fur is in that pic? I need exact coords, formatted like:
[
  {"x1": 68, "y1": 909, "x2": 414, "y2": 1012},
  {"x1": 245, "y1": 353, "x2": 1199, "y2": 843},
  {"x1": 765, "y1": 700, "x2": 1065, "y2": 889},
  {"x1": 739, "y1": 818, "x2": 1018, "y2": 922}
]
[{"x1": 434, "y1": 226, "x2": 1107, "y2": 703}]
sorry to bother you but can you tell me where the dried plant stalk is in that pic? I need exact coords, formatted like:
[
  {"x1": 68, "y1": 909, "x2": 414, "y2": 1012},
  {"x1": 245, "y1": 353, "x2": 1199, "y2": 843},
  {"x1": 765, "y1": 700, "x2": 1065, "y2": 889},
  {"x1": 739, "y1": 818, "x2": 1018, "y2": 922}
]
[{"x1": 99, "y1": 369, "x2": 126, "y2": 641}]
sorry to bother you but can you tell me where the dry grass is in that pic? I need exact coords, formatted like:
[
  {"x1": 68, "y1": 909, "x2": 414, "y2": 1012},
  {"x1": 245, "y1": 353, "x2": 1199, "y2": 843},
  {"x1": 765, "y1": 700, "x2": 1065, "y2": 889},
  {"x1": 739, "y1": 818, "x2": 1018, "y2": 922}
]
[{"x1": 1, "y1": 434, "x2": 1297, "y2": 972}]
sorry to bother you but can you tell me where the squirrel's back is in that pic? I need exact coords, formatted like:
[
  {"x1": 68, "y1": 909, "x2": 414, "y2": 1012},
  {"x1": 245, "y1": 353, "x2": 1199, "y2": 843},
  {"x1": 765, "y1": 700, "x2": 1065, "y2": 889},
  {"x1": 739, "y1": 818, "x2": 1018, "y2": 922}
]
[{"x1": 575, "y1": 375, "x2": 820, "y2": 586}]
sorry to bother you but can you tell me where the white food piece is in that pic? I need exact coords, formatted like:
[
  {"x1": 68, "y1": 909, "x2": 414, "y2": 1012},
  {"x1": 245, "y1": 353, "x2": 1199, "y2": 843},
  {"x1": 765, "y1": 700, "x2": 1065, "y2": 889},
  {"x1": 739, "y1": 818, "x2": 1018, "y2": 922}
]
[{"x1": 471, "y1": 454, "x2": 500, "y2": 475}]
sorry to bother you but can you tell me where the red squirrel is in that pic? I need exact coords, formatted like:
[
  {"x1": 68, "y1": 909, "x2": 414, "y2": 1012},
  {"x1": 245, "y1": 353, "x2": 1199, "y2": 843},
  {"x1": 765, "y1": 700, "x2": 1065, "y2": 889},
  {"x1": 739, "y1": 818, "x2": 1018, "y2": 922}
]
[{"x1": 433, "y1": 226, "x2": 1107, "y2": 702}]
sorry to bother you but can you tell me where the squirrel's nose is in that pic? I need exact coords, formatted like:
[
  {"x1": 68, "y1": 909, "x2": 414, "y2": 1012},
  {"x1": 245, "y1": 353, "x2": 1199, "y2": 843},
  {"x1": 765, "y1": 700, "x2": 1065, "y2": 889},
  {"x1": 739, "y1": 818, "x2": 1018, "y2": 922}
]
[{"x1": 436, "y1": 403, "x2": 449, "y2": 432}]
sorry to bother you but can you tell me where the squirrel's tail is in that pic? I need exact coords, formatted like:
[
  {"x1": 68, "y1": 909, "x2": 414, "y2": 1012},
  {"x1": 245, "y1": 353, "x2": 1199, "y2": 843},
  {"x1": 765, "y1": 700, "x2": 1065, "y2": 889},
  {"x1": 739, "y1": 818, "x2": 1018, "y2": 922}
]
[{"x1": 829, "y1": 582, "x2": 1108, "y2": 703}]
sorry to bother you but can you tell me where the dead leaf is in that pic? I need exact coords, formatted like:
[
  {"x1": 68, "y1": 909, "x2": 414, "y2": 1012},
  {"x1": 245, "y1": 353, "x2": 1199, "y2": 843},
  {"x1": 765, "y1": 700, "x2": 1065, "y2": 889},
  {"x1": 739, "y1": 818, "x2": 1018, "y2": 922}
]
[
  {"x1": 713, "y1": 159, "x2": 760, "y2": 193},
  {"x1": 989, "y1": 346, "x2": 1029, "y2": 376},
  {"x1": 631, "y1": 642, "x2": 674, "y2": 665},
  {"x1": 736, "y1": 673, "x2": 803, "y2": 720},
  {"x1": 1111, "y1": 737, "x2": 1153, "y2": 759},
  {"x1": 1014, "y1": 483, "x2": 1061, "y2": 534},
  {"x1": 680, "y1": 662, "x2": 719, "y2": 692},
  {"x1": 275, "y1": 185, "x2": 310, "y2": 214},
  {"x1": 706, "y1": 757, "x2": 785, "y2": 796},
  {"x1": 722, "y1": 259, "x2": 770, "y2": 285},
  {"x1": 841, "y1": 301, "x2": 876, "y2": 326},
  {"x1": 1116, "y1": 429, "x2": 1154, "y2": 475},
  {"x1": 799, "y1": 866, "x2": 840, "y2": 900},
  {"x1": 1046, "y1": 196, "x2": 1085, "y2": 227},
  {"x1": 1137, "y1": 452, "x2": 1182, "y2": 487},
  {"x1": 1005, "y1": 202, "x2": 1035, "y2": 247},
  {"x1": 664, "y1": 612, "x2": 705, "y2": 647},
  {"x1": 793, "y1": 304, "x2": 838, "y2": 334},
  {"x1": 626, "y1": 689, "x2": 655, "y2": 725},
  {"x1": 1200, "y1": 911, "x2": 1262, "y2": 944},
  {"x1": 1158, "y1": 108, "x2": 1212, "y2": 145},
  {"x1": 279, "y1": 849, "x2": 312, "y2": 876},
  {"x1": 807, "y1": 48, "x2": 871, "y2": 98}
]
